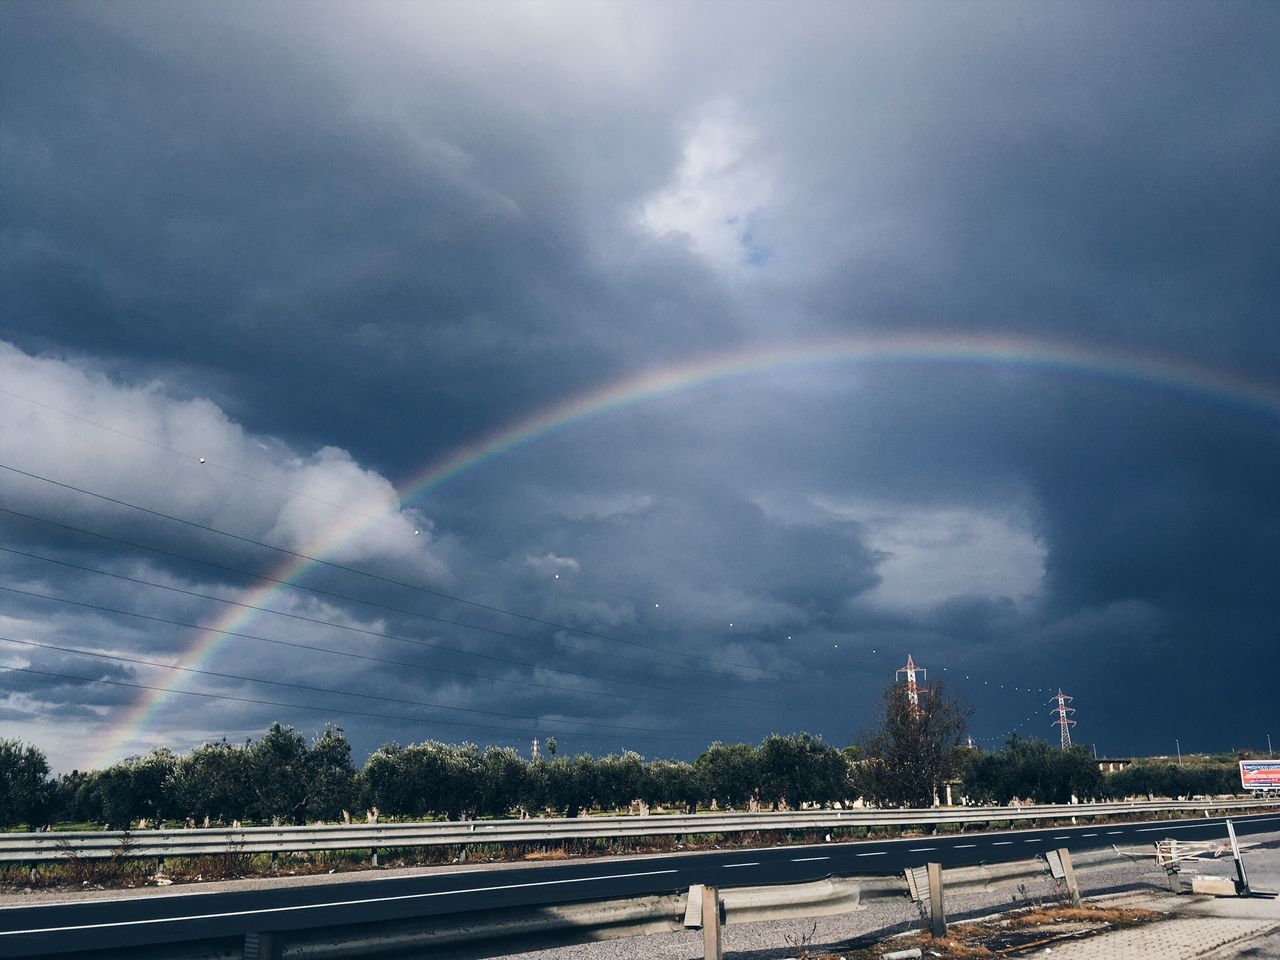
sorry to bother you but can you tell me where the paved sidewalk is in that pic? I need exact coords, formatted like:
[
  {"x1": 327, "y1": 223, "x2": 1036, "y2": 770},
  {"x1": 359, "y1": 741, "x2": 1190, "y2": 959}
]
[{"x1": 1047, "y1": 868, "x2": 1280, "y2": 959}]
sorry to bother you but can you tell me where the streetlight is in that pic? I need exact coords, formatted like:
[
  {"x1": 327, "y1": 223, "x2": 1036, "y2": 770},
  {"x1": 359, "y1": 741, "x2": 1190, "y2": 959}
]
[
  {"x1": 1268, "y1": 733, "x2": 1273, "y2": 758},
  {"x1": 1176, "y1": 739, "x2": 1182, "y2": 765}
]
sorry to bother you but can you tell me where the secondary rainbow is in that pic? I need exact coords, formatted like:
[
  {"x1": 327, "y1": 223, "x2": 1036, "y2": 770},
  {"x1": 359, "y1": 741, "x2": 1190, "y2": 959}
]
[{"x1": 95, "y1": 332, "x2": 1280, "y2": 763}]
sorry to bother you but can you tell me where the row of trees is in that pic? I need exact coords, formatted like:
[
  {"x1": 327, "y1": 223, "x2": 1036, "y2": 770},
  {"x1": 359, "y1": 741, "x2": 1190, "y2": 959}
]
[
  {"x1": 1, "y1": 727, "x2": 856, "y2": 829},
  {"x1": 2, "y1": 684, "x2": 1252, "y2": 830}
]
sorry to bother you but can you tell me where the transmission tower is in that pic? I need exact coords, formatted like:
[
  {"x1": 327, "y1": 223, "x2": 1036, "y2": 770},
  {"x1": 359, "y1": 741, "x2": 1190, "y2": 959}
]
[
  {"x1": 895, "y1": 654, "x2": 927, "y2": 718},
  {"x1": 1049, "y1": 690, "x2": 1076, "y2": 749}
]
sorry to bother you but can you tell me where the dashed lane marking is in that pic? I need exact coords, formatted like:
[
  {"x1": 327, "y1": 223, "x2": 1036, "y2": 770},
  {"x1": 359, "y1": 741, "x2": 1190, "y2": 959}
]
[
  {"x1": 791, "y1": 856, "x2": 830, "y2": 862},
  {"x1": 0, "y1": 869, "x2": 683, "y2": 937}
]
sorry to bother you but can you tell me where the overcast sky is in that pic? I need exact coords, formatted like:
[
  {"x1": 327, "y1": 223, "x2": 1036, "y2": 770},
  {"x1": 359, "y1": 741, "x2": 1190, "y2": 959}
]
[{"x1": 2, "y1": 1, "x2": 1278, "y2": 772}]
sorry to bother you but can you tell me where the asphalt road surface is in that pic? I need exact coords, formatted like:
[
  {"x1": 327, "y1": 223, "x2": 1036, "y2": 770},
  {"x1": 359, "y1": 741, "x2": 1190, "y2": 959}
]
[{"x1": 3, "y1": 811, "x2": 1277, "y2": 957}]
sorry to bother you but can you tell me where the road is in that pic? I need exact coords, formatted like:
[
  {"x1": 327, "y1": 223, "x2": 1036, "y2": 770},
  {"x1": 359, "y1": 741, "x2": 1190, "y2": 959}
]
[{"x1": 2, "y1": 810, "x2": 1277, "y2": 957}]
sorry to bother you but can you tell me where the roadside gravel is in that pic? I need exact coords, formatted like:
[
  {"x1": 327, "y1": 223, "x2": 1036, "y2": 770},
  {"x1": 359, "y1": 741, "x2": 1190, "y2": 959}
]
[{"x1": 501, "y1": 833, "x2": 1280, "y2": 960}]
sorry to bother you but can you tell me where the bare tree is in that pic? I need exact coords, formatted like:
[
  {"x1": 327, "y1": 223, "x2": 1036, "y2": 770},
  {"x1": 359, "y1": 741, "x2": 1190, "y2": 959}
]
[{"x1": 857, "y1": 681, "x2": 969, "y2": 808}]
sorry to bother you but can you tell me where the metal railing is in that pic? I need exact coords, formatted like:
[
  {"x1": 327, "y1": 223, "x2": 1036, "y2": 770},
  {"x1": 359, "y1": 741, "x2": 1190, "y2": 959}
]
[{"x1": 2, "y1": 796, "x2": 1274, "y2": 863}]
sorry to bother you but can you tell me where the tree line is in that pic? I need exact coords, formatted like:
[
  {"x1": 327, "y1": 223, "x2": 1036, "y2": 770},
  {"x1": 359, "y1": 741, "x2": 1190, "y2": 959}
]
[
  {"x1": 0, "y1": 684, "x2": 1252, "y2": 831},
  {"x1": 1, "y1": 727, "x2": 854, "y2": 830}
]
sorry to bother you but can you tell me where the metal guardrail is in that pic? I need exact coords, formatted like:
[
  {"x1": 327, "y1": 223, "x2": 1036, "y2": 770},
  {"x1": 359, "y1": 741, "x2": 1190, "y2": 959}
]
[
  {"x1": 225, "y1": 853, "x2": 1126, "y2": 960},
  {"x1": 2, "y1": 797, "x2": 1274, "y2": 863}
]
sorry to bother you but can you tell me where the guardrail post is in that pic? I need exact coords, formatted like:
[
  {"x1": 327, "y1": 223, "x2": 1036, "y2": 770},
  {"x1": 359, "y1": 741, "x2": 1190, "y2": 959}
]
[
  {"x1": 1057, "y1": 848, "x2": 1082, "y2": 908},
  {"x1": 701, "y1": 884, "x2": 723, "y2": 960},
  {"x1": 1226, "y1": 818, "x2": 1250, "y2": 895},
  {"x1": 927, "y1": 861, "x2": 946, "y2": 938},
  {"x1": 371, "y1": 847, "x2": 378, "y2": 867}
]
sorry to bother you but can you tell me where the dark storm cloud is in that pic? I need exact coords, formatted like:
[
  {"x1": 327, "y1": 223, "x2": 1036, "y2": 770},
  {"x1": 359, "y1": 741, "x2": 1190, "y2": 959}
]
[{"x1": 2, "y1": 1, "x2": 1278, "y2": 767}]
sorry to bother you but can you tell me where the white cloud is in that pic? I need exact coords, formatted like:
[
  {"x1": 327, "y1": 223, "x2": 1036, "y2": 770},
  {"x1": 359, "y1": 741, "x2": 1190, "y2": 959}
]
[
  {"x1": 0, "y1": 340, "x2": 447, "y2": 577},
  {"x1": 525, "y1": 552, "x2": 581, "y2": 577},
  {"x1": 816, "y1": 496, "x2": 1046, "y2": 611},
  {"x1": 637, "y1": 100, "x2": 774, "y2": 267}
]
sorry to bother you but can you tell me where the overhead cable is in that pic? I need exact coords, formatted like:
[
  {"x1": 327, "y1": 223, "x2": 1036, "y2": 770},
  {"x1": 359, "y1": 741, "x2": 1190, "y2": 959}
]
[{"x1": 0, "y1": 463, "x2": 802, "y2": 679}]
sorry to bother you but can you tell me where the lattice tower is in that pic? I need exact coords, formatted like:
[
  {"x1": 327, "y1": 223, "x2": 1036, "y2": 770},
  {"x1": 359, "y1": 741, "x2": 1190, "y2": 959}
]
[
  {"x1": 1050, "y1": 689, "x2": 1076, "y2": 749},
  {"x1": 895, "y1": 654, "x2": 927, "y2": 719}
]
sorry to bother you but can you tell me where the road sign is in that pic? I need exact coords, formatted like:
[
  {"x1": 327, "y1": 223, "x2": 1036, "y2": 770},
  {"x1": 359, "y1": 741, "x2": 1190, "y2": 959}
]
[{"x1": 1240, "y1": 760, "x2": 1280, "y2": 790}]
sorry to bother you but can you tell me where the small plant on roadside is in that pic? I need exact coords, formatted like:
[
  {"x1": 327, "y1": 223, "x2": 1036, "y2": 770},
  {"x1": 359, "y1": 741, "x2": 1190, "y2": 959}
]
[{"x1": 783, "y1": 919, "x2": 819, "y2": 957}]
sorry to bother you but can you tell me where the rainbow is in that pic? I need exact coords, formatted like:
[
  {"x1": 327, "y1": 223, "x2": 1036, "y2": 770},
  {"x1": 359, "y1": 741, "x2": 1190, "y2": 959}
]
[{"x1": 95, "y1": 332, "x2": 1280, "y2": 763}]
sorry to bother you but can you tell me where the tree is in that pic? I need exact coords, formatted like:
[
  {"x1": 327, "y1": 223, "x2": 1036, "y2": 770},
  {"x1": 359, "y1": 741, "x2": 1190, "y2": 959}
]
[
  {"x1": 642, "y1": 759, "x2": 703, "y2": 813},
  {"x1": 250, "y1": 723, "x2": 311, "y2": 823},
  {"x1": 167, "y1": 739, "x2": 253, "y2": 823},
  {"x1": 478, "y1": 746, "x2": 527, "y2": 818},
  {"x1": 758, "y1": 733, "x2": 849, "y2": 809},
  {"x1": 359, "y1": 743, "x2": 408, "y2": 816},
  {"x1": 695, "y1": 742, "x2": 759, "y2": 808},
  {"x1": 88, "y1": 748, "x2": 178, "y2": 829},
  {"x1": 858, "y1": 681, "x2": 969, "y2": 808},
  {"x1": 306, "y1": 726, "x2": 356, "y2": 821},
  {"x1": 0, "y1": 739, "x2": 51, "y2": 829},
  {"x1": 595, "y1": 751, "x2": 644, "y2": 811},
  {"x1": 963, "y1": 737, "x2": 1102, "y2": 805}
]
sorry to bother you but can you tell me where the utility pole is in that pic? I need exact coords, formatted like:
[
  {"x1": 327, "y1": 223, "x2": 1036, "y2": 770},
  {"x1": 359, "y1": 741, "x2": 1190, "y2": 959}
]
[
  {"x1": 1268, "y1": 734, "x2": 1273, "y2": 758},
  {"x1": 1049, "y1": 690, "x2": 1076, "y2": 749},
  {"x1": 1176, "y1": 739, "x2": 1182, "y2": 765},
  {"x1": 895, "y1": 654, "x2": 926, "y2": 719}
]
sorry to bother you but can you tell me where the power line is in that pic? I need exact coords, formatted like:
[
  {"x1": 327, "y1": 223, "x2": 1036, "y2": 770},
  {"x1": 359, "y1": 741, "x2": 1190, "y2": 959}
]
[
  {"x1": 0, "y1": 662, "x2": 702, "y2": 745},
  {"x1": 0, "y1": 387, "x2": 413, "y2": 536},
  {"x1": 0, "y1": 539, "x2": 777, "y2": 696},
  {"x1": 0, "y1": 584, "x2": 771, "y2": 707},
  {"x1": 0, "y1": 581, "x2": 689, "y2": 708},
  {"x1": 0, "y1": 463, "x2": 802, "y2": 680},
  {"x1": 0, "y1": 636, "x2": 723, "y2": 740},
  {"x1": 0, "y1": 542, "x2": 766, "y2": 709}
]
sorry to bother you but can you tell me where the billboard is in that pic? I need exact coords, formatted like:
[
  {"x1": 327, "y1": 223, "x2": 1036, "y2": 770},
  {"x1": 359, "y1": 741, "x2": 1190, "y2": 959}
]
[{"x1": 1240, "y1": 760, "x2": 1280, "y2": 790}]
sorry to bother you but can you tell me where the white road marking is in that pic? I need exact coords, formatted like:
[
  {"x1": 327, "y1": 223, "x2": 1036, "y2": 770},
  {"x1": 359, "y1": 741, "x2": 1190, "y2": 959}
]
[
  {"x1": 1106, "y1": 830, "x2": 1123, "y2": 835},
  {"x1": 992, "y1": 841, "x2": 1014, "y2": 846},
  {"x1": 856, "y1": 851, "x2": 887, "y2": 857},
  {"x1": 1138, "y1": 816, "x2": 1280, "y2": 833},
  {"x1": 0, "y1": 869, "x2": 682, "y2": 937},
  {"x1": 1054, "y1": 836, "x2": 1072, "y2": 840},
  {"x1": 722, "y1": 862, "x2": 759, "y2": 868},
  {"x1": 1081, "y1": 833, "x2": 1098, "y2": 837},
  {"x1": 1023, "y1": 839, "x2": 1041, "y2": 843},
  {"x1": 791, "y1": 856, "x2": 830, "y2": 862},
  {"x1": 955, "y1": 844, "x2": 977, "y2": 848},
  {"x1": 908, "y1": 847, "x2": 937, "y2": 852}
]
